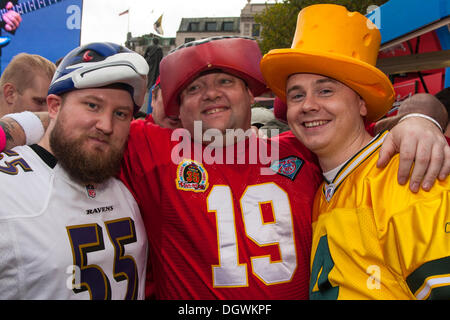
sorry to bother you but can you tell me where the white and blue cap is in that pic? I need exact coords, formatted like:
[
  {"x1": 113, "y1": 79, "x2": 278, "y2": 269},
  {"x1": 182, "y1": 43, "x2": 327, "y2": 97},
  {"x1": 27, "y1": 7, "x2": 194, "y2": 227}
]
[{"x1": 48, "y1": 42, "x2": 149, "y2": 114}]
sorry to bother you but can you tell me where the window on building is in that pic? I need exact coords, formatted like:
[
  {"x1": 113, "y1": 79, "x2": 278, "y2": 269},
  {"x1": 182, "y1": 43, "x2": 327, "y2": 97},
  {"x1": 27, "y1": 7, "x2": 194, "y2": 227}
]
[
  {"x1": 223, "y1": 21, "x2": 234, "y2": 32},
  {"x1": 244, "y1": 23, "x2": 250, "y2": 36},
  {"x1": 188, "y1": 22, "x2": 199, "y2": 32},
  {"x1": 205, "y1": 22, "x2": 217, "y2": 32},
  {"x1": 185, "y1": 37, "x2": 195, "y2": 43},
  {"x1": 252, "y1": 24, "x2": 260, "y2": 37}
]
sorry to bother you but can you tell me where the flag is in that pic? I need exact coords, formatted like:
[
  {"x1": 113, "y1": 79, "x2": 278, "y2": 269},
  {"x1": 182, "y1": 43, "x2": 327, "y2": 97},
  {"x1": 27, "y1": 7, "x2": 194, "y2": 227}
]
[
  {"x1": 119, "y1": 9, "x2": 129, "y2": 16},
  {"x1": 154, "y1": 14, "x2": 164, "y2": 35}
]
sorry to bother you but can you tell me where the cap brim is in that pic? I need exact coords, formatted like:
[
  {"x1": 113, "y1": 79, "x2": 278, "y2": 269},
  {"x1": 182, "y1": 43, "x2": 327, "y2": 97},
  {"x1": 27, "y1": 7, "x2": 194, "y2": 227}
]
[{"x1": 261, "y1": 49, "x2": 395, "y2": 122}]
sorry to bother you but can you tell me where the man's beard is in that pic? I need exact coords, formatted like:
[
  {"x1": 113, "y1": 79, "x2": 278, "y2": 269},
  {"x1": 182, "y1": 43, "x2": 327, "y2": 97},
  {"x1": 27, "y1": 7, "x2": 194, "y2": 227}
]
[{"x1": 50, "y1": 120, "x2": 125, "y2": 184}]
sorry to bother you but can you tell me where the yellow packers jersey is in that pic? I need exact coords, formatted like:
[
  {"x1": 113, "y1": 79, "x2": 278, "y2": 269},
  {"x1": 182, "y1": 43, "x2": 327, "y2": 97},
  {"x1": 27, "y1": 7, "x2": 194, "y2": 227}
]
[{"x1": 310, "y1": 131, "x2": 450, "y2": 300}]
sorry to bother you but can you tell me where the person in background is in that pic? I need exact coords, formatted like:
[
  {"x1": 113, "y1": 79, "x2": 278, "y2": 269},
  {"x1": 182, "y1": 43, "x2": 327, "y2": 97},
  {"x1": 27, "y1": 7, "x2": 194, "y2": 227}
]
[
  {"x1": 251, "y1": 106, "x2": 275, "y2": 129},
  {"x1": 145, "y1": 76, "x2": 181, "y2": 129},
  {"x1": 260, "y1": 3, "x2": 450, "y2": 299},
  {"x1": 251, "y1": 106, "x2": 290, "y2": 138},
  {"x1": 374, "y1": 93, "x2": 448, "y2": 142},
  {"x1": 435, "y1": 87, "x2": 450, "y2": 141},
  {"x1": 0, "y1": 1, "x2": 21, "y2": 73},
  {"x1": 0, "y1": 42, "x2": 149, "y2": 299},
  {"x1": 0, "y1": 52, "x2": 55, "y2": 117},
  {"x1": 144, "y1": 37, "x2": 163, "y2": 89},
  {"x1": 1, "y1": 1, "x2": 21, "y2": 33}
]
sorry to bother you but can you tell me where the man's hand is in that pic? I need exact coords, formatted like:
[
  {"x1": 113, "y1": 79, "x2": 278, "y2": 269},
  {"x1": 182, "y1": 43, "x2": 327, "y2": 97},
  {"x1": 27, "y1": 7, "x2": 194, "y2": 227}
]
[
  {"x1": 377, "y1": 117, "x2": 450, "y2": 192},
  {"x1": 2, "y1": 2, "x2": 21, "y2": 32}
]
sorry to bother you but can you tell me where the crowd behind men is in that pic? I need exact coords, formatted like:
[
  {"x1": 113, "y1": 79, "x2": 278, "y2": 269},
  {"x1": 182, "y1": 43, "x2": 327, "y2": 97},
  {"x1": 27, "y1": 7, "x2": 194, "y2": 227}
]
[{"x1": 0, "y1": 2, "x2": 449, "y2": 301}]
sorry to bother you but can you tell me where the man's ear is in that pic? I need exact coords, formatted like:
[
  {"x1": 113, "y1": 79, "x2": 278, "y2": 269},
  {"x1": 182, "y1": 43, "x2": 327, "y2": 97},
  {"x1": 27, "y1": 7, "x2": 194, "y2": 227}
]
[
  {"x1": 359, "y1": 96, "x2": 368, "y2": 117},
  {"x1": 246, "y1": 86, "x2": 255, "y2": 105},
  {"x1": 3, "y1": 83, "x2": 17, "y2": 105},
  {"x1": 46, "y1": 94, "x2": 62, "y2": 119}
]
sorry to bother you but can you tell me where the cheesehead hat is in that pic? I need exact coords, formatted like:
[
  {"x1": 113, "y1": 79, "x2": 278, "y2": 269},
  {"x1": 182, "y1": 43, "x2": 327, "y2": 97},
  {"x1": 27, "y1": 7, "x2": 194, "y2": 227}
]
[{"x1": 260, "y1": 4, "x2": 395, "y2": 122}]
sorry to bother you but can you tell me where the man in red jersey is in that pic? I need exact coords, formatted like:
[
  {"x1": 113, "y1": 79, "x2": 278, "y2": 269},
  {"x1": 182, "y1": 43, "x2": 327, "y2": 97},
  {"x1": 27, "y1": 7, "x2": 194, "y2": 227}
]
[{"x1": 120, "y1": 36, "x2": 322, "y2": 299}]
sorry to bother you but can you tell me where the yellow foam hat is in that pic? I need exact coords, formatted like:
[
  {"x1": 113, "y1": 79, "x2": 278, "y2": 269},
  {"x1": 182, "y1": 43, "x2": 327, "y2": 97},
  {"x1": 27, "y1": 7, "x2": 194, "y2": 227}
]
[{"x1": 260, "y1": 4, "x2": 395, "y2": 122}]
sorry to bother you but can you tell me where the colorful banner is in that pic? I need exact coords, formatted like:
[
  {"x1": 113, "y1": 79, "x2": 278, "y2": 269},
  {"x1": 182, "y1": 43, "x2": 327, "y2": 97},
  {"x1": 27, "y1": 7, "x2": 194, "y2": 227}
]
[{"x1": 0, "y1": 0, "x2": 83, "y2": 73}]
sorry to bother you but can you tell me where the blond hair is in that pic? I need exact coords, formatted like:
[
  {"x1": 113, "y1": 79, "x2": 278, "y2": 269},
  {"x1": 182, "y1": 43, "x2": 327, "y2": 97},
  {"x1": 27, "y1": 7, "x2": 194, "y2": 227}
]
[{"x1": 0, "y1": 53, "x2": 56, "y2": 93}]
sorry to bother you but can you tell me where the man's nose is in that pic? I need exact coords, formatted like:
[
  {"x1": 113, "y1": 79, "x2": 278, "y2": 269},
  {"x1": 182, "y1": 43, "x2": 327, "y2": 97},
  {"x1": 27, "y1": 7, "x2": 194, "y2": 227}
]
[
  {"x1": 203, "y1": 83, "x2": 222, "y2": 101},
  {"x1": 95, "y1": 112, "x2": 113, "y2": 135},
  {"x1": 301, "y1": 94, "x2": 320, "y2": 113}
]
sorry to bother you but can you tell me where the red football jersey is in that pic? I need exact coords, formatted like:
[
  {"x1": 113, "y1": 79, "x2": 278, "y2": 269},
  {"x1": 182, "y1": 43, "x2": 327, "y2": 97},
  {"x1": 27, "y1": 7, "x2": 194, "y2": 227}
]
[{"x1": 119, "y1": 120, "x2": 322, "y2": 299}]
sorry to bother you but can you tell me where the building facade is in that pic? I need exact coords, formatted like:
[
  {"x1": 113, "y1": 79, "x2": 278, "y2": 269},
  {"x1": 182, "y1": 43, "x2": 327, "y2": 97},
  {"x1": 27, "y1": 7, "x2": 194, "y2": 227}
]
[
  {"x1": 175, "y1": 1, "x2": 273, "y2": 47},
  {"x1": 175, "y1": 17, "x2": 241, "y2": 47},
  {"x1": 126, "y1": 33, "x2": 176, "y2": 57},
  {"x1": 127, "y1": 1, "x2": 274, "y2": 55}
]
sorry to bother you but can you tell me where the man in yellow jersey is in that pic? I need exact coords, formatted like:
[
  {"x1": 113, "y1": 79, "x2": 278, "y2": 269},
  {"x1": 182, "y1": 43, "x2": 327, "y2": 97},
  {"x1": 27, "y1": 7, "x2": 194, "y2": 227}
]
[{"x1": 260, "y1": 4, "x2": 450, "y2": 300}]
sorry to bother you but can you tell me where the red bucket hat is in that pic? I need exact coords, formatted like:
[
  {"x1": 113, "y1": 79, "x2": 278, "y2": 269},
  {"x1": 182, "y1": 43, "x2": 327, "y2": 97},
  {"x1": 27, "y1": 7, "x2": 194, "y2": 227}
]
[
  {"x1": 273, "y1": 96, "x2": 288, "y2": 123},
  {"x1": 160, "y1": 36, "x2": 268, "y2": 117}
]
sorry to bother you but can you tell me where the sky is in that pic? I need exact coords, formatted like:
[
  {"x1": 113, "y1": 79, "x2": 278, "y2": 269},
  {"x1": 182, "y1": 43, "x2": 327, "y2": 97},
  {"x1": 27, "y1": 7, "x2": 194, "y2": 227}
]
[{"x1": 81, "y1": 0, "x2": 277, "y2": 45}]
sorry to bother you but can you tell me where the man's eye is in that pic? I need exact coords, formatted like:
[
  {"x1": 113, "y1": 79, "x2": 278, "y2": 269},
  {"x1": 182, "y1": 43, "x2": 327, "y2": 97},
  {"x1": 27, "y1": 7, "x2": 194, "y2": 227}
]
[
  {"x1": 320, "y1": 89, "x2": 333, "y2": 95},
  {"x1": 187, "y1": 85, "x2": 200, "y2": 93},
  {"x1": 219, "y1": 78, "x2": 233, "y2": 84},
  {"x1": 87, "y1": 102, "x2": 98, "y2": 109},
  {"x1": 115, "y1": 110, "x2": 130, "y2": 119},
  {"x1": 289, "y1": 93, "x2": 305, "y2": 101}
]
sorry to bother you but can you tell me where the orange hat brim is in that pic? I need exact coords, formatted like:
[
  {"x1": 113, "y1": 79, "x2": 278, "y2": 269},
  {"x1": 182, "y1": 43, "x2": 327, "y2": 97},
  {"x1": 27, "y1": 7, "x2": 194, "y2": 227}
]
[{"x1": 260, "y1": 48, "x2": 395, "y2": 123}]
